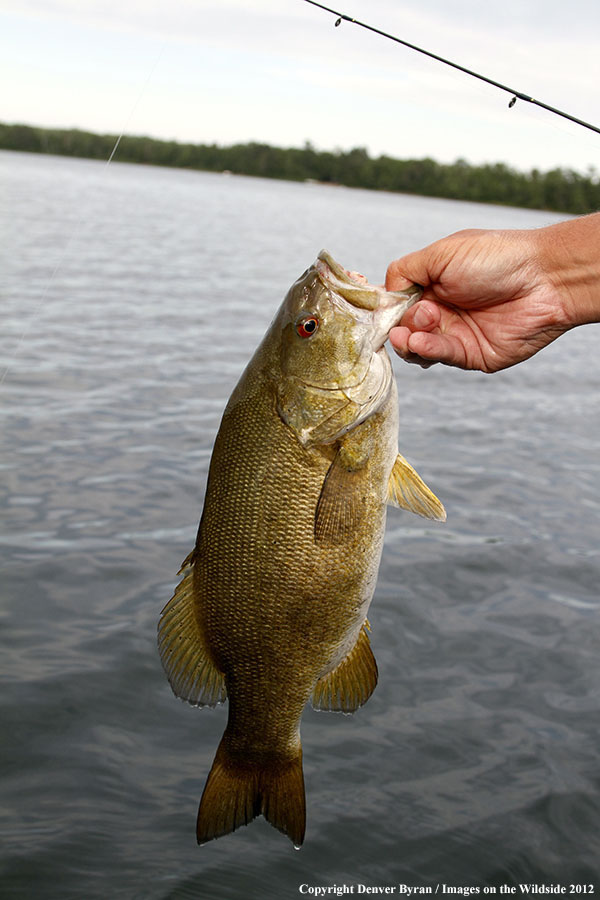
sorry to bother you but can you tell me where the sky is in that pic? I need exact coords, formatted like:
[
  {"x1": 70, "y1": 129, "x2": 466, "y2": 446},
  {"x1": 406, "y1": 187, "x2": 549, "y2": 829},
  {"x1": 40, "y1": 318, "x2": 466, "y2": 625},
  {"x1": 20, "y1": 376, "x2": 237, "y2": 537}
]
[{"x1": 1, "y1": 0, "x2": 600, "y2": 174}]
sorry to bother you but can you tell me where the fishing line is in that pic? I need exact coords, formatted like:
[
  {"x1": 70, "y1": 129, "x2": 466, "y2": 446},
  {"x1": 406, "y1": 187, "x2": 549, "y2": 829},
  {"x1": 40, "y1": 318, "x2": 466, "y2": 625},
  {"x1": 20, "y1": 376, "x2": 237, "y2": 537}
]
[
  {"x1": 0, "y1": 42, "x2": 166, "y2": 389},
  {"x1": 302, "y1": 0, "x2": 600, "y2": 137}
]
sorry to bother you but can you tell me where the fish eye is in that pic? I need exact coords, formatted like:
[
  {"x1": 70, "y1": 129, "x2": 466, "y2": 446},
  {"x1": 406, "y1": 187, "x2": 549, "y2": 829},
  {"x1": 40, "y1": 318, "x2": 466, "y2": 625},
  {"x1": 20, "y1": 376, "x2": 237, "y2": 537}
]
[{"x1": 296, "y1": 316, "x2": 319, "y2": 339}]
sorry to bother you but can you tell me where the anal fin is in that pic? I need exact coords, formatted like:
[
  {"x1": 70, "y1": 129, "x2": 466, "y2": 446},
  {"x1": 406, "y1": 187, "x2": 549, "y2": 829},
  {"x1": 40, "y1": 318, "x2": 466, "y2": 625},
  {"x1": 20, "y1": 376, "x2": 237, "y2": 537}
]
[
  {"x1": 387, "y1": 453, "x2": 446, "y2": 521},
  {"x1": 311, "y1": 624, "x2": 378, "y2": 713},
  {"x1": 157, "y1": 552, "x2": 226, "y2": 707}
]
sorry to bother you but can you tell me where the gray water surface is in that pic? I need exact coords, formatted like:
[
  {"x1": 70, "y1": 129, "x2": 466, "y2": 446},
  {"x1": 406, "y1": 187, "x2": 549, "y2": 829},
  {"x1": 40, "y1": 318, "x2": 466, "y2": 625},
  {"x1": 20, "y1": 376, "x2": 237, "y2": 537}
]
[{"x1": 1, "y1": 151, "x2": 599, "y2": 898}]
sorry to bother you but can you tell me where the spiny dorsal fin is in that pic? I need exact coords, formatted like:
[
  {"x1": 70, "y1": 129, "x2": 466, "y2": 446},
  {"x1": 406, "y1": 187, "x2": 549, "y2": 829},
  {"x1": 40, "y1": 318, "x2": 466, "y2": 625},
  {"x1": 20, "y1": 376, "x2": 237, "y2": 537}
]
[
  {"x1": 157, "y1": 554, "x2": 226, "y2": 707},
  {"x1": 311, "y1": 624, "x2": 378, "y2": 713},
  {"x1": 314, "y1": 452, "x2": 366, "y2": 546},
  {"x1": 387, "y1": 453, "x2": 446, "y2": 522}
]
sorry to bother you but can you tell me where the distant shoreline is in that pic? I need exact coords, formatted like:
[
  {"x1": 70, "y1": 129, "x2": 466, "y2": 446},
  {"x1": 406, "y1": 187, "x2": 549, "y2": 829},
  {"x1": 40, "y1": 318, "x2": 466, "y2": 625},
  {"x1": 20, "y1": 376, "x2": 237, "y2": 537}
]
[{"x1": 1, "y1": 121, "x2": 598, "y2": 215}]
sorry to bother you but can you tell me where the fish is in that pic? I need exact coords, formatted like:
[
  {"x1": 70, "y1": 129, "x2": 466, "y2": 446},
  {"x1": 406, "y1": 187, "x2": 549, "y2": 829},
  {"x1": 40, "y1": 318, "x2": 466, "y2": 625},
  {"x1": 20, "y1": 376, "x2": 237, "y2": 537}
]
[{"x1": 157, "y1": 250, "x2": 445, "y2": 848}]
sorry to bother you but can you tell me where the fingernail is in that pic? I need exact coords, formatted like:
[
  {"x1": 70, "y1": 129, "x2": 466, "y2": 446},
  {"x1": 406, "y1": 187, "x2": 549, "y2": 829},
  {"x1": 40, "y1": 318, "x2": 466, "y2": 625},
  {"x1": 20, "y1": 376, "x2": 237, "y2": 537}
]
[{"x1": 413, "y1": 304, "x2": 434, "y2": 329}]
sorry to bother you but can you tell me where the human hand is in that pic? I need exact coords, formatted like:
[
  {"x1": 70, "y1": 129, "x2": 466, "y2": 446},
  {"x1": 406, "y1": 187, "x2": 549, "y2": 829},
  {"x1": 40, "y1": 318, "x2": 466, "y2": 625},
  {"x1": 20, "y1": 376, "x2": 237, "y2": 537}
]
[{"x1": 385, "y1": 225, "x2": 588, "y2": 373}]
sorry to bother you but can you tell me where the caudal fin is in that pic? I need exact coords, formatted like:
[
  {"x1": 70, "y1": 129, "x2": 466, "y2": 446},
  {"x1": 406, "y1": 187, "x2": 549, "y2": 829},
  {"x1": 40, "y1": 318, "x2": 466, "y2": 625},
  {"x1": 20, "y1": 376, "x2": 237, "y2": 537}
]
[{"x1": 196, "y1": 737, "x2": 306, "y2": 848}]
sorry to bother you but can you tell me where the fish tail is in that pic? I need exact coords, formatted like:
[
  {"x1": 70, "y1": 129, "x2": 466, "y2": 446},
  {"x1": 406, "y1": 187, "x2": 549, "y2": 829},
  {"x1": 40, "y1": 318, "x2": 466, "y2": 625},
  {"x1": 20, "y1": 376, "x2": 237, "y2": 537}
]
[{"x1": 196, "y1": 736, "x2": 306, "y2": 848}]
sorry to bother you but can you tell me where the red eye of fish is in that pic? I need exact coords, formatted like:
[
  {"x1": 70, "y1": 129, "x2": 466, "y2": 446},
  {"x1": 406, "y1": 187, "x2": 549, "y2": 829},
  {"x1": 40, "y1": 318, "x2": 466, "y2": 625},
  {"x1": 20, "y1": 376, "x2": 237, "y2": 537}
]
[{"x1": 296, "y1": 316, "x2": 319, "y2": 338}]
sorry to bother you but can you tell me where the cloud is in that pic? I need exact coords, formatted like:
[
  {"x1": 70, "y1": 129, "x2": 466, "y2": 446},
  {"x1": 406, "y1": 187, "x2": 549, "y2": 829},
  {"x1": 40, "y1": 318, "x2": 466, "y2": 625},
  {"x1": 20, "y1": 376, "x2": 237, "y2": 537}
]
[{"x1": 2, "y1": 0, "x2": 599, "y2": 172}]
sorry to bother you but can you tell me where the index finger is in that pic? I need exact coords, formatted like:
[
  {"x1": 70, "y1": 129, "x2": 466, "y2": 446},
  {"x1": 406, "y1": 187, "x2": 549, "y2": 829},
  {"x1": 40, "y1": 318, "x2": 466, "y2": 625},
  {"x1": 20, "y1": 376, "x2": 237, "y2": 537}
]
[{"x1": 385, "y1": 249, "x2": 431, "y2": 292}]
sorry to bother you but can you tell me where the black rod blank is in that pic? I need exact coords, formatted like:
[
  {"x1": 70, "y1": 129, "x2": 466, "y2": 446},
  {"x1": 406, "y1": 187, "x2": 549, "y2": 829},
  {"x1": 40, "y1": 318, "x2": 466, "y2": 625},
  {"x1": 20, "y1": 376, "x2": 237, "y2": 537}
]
[{"x1": 303, "y1": 0, "x2": 600, "y2": 137}]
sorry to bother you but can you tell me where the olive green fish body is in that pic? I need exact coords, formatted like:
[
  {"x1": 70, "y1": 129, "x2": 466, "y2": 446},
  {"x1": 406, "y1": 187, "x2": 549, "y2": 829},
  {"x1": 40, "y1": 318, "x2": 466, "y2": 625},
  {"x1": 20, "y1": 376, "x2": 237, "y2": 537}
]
[
  {"x1": 158, "y1": 251, "x2": 445, "y2": 847},
  {"x1": 197, "y1": 359, "x2": 397, "y2": 721}
]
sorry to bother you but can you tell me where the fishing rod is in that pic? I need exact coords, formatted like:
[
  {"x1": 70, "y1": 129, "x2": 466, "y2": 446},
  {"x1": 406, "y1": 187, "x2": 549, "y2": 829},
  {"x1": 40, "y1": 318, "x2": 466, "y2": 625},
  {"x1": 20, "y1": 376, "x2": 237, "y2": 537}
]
[{"x1": 303, "y1": 0, "x2": 600, "y2": 137}]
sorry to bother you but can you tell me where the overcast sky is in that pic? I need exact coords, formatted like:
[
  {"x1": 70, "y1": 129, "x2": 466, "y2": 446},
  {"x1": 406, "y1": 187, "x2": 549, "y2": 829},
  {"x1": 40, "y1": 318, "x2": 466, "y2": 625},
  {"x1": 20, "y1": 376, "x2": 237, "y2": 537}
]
[{"x1": 2, "y1": 0, "x2": 599, "y2": 173}]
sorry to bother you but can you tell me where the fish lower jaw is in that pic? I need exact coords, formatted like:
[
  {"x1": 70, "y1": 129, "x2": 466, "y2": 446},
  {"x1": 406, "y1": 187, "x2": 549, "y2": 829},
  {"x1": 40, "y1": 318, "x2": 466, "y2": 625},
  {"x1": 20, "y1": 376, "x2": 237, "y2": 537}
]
[
  {"x1": 371, "y1": 337, "x2": 391, "y2": 354},
  {"x1": 370, "y1": 299, "x2": 418, "y2": 350}
]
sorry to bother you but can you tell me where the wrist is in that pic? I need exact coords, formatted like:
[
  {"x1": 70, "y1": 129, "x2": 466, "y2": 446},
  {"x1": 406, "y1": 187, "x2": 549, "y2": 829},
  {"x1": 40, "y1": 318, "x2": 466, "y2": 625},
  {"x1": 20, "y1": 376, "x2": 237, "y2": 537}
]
[{"x1": 534, "y1": 214, "x2": 600, "y2": 329}]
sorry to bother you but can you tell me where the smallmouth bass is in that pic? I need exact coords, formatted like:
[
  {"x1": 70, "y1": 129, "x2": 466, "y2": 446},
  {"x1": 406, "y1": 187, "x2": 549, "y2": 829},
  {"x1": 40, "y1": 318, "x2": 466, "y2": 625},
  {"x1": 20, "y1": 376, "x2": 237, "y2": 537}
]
[{"x1": 158, "y1": 250, "x2": 445, "y2": 848}]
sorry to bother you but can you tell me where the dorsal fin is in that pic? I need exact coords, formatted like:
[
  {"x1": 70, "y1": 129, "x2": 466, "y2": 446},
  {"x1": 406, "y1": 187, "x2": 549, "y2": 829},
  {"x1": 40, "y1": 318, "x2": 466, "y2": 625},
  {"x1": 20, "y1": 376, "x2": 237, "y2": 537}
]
[
  {"x1": 311, "y1": 624, "x2": 378, "y2": 713},
  {"x1": 157, "y1": 553, "x2": 226, "y2": 707},
  {"x1": 387, "y1": 453, "x2": 446, "y2": 521}
]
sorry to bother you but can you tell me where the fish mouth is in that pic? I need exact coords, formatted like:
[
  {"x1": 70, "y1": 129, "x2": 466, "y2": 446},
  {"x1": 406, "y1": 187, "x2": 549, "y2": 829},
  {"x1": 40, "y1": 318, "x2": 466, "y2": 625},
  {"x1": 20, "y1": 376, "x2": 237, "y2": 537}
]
[{"x1": 315, "y1": 249, "x2": 421, "y2": 349}]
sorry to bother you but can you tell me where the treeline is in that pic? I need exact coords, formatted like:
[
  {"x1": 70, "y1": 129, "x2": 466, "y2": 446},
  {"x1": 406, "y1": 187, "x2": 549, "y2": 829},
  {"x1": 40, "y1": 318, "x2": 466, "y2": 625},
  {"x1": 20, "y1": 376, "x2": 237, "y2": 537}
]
[{"x1": 1, "y1": 121, "x2": 599, "y2": 214}]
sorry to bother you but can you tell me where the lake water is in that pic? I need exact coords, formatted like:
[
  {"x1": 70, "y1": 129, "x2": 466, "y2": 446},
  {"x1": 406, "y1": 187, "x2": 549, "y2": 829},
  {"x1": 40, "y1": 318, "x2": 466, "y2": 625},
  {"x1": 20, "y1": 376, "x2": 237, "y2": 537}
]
[{"x1": 1, "y1": 150, "x2": 599, "y2": 898}]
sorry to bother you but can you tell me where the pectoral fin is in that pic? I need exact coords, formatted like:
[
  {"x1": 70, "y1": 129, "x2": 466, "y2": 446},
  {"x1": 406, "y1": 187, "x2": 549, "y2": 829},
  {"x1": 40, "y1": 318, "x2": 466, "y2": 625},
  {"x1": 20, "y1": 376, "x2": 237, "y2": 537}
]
[
  {"x1": 311, "y1": 623, "x2": 378, "y2": 713},
  {"x1": 157, "y1": 552, "x2": 227, "y2": 707},
  {"x1": 314, "y1": 450, "x2": 367, "y2": 545},
  {"x1": 387, "y1": 453, "x2": 446, "y2": 522}
]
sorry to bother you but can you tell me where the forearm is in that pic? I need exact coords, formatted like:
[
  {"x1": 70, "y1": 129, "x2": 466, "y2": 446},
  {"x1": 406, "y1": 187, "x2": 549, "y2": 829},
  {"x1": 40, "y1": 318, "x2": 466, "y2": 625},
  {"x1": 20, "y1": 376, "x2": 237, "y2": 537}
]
[{"x1": 533, "y1": 213, "x2": 600, "y2": 328}]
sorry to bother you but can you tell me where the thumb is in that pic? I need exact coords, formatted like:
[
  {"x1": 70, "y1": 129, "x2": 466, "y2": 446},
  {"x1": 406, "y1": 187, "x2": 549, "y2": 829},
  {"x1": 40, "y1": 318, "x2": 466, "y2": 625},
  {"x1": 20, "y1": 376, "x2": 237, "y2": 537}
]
[{"x1": 385, "y1": 248, "x2": 432, "y2": 292}]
